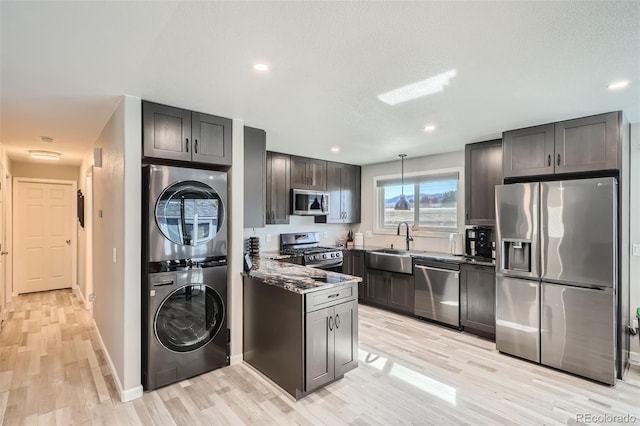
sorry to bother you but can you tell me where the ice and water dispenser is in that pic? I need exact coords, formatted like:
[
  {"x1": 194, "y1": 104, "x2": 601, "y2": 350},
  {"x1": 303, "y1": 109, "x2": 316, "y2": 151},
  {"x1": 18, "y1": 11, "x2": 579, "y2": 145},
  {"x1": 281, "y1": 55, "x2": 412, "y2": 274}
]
[{"x1": 501, "y1": 240, "x2": 532, "y2": 272}]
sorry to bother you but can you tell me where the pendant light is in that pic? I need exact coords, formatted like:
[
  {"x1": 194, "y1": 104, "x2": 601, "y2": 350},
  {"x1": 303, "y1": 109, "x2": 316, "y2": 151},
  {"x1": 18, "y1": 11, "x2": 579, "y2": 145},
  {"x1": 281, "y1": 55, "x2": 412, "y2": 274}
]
[{"x1": 394, "y1": 154, "x2": 410, "y2": 210}]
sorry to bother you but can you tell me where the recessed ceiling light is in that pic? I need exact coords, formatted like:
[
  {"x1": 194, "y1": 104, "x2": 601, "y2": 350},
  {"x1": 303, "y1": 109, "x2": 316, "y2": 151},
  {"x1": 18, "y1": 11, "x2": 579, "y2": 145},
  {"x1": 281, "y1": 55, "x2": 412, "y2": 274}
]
[
  {"x1": 607, "y1": 80, "x2": 629, "y2": 90},
  {"x1": 40, "y1": 136, "x2": 54, "y2": 143},
  {"x1": 424, "y1": 124, "x2": 436, "y2": 132},
  {"x1": 253, "y1": 63, "x2": 269, "y2": 72},
  {"x1": 29, "y1": 150, "x2": 61, "y2": 161},
  {"x1": 330, "y1": 146, "x2": 340, "y2": 153},
  {"x1": 378, "y1": 69, "x2": 457, "y2": 106}
]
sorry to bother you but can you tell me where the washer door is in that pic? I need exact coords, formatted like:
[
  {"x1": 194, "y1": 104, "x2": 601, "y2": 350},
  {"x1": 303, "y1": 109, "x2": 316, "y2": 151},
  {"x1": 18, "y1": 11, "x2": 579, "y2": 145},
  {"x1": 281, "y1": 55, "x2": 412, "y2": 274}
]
[
  {"x1": 155, "y1": 180, "x2": 225, "y2": 247},
  {"x1": 155, "y1": 284, "x2": 225, "y2": 353}
]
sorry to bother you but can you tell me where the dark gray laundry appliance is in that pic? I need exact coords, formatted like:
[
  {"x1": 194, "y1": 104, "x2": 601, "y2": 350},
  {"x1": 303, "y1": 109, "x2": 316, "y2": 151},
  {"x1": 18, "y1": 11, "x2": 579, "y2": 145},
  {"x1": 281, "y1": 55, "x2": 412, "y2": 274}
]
[
  {"x1": 146, "y1": 164, "x2": 228, "y2": 262},
  {"x1": 142, "y1": 164, "x2": 229, "y2": 390},
  {"x1": 144, "y1": 266, "x2": 228, "y2": 390}
]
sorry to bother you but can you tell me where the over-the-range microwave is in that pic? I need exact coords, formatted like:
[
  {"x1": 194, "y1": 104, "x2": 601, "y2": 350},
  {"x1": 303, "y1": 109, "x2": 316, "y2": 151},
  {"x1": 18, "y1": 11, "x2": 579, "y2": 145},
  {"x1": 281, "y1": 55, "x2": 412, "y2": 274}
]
[{"x1": 291, "y1": 188, "x2": 329, "y2": 215}]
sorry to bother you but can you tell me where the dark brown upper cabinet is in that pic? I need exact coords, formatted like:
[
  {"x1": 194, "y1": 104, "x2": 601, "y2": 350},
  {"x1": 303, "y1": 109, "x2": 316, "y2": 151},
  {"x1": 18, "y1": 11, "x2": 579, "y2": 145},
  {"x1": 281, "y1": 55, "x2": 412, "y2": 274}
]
[
  {"x1": 502, "y1": 123, "x2": 555, "y2": 178},
  {"x1": 266, "y1": 151, "x2": 291, "y2": 225},
  {"x1": 554, "y1": 112, "x2": 619, "y2": 174},
  {"x1": 290, "y1": 156, "x2": 326, "y2": 191},
  {"x1": 503, "y1": 111, "x2": 621, "y2": 178},
  {"x1": 320, "y1": 162, "x2": 360, "y2": 224},
  {"x1": 244, "y1": 126, "x2": 266, "y2": 228},
  {"x1": 465, "y1": 139, "x2": 503, "y2": 225},
  {"x1": 143, "y1": 101, "x2": 232, "y2": 166}
]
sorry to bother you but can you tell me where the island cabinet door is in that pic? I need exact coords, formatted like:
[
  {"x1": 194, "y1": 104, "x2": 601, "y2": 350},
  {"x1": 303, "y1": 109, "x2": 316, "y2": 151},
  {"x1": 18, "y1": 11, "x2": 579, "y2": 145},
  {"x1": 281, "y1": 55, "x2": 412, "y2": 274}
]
[
  {"x1": 334, "y1": 300, "x2": 359, "y2": 377},
  {"x1": 305, "y1": 307, "x2": 335, "y2": 390}
]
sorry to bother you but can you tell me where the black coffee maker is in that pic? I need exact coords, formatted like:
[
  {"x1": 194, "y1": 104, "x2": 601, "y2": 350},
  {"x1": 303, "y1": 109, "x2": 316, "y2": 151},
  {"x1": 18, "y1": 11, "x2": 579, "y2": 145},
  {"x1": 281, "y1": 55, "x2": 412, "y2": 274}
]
[{"x1": 465, "y1": 227, "x2": 493, "y2": 259}]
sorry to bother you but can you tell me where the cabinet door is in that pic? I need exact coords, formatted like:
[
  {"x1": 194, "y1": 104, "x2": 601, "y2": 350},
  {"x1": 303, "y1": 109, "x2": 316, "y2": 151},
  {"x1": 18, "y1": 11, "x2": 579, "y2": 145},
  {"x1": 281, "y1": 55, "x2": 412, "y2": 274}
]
[
  {"x1": 342, "y1": 251, "x2": 353, "y2": 275},
  {"x1": 333, "y1": 300, "x2": 358, "y2": 377},
  {"x1": 460, "y1": 265, "x2": 495, "y2": 338},
  {"x1": 291, "y1": 157, "x2": 326, "y2": 190},
  {"x1": 305, "y1": 307, "x2": 335, "y2": 391},
  {"x1": 191, "y1": 112, "x2": 232, "y2": 166},
  {"x1": 465, "y1": 140, "x2": 502, "y2": 225},
  {"x1": 348, "y1": 251, "x2": 366, "y2": 301},
  {"x1": 243, "y1": 127, "x2": 266, "y2": 228},
  {"x1": 142, "y1": 101, "x2": 191, "y2": 161},
  {"x1": 503, "y1": 124, "x2": 554, "y2": 178},
  {"x1": 365, "y1": 269, "x2": 388, "y2": 306},
  {"x1": 554, "y1": 112, "x2": 619, "y2": 173},
  {"x1": 290, "y1": 156, "x2": 310, "y2": 189},
  {"x1": 325, "y1": 162, "x2": 344, "y2": 223},
  {"x1": 266, "y1": 152, "x2": 290, "y2": 224},
  {"x1": 308, "y1": 159, "x2": 327, "y2": 191},
  {"x1": 342, "y1": 164, "x2": 361, "y2": 224},
  {"x1": 388, "y1": 273, "x2": 414, "y2": 313}
]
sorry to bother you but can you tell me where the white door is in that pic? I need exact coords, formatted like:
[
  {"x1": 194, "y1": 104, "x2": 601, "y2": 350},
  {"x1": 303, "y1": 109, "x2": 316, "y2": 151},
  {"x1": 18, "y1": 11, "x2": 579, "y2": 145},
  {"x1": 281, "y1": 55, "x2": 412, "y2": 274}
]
[{"x1": 15, "y1": 180, "x2": 74, "y2": 294}]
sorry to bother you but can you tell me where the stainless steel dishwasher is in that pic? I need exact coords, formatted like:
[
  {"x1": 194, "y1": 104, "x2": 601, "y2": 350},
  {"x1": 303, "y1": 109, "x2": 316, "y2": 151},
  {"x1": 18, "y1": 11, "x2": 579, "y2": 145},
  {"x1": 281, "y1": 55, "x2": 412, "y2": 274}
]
[{"x1": 413, "y1": 258, "x2": 461, "y2": 328}]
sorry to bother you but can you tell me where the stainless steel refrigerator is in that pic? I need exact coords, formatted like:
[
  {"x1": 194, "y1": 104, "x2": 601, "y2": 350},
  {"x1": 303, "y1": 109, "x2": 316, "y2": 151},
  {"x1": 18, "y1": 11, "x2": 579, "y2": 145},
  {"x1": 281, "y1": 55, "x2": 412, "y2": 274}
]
[{"x1": 495, "y1": 177, "x2": 618, "y2": 385}]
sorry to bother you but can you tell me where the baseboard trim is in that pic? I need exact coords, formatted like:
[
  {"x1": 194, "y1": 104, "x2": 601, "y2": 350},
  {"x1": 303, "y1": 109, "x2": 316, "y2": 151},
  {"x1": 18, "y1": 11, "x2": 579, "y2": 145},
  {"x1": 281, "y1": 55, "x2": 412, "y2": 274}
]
[
  {"x1": 91, "y1": 317, "x2": 143, "y2": 402},
  {"x1": 230, "y1": 353, "x2": 243, "y2": 365},
  {"x1": 630, "y1": 350, "x2": 640, "y2": 365}
]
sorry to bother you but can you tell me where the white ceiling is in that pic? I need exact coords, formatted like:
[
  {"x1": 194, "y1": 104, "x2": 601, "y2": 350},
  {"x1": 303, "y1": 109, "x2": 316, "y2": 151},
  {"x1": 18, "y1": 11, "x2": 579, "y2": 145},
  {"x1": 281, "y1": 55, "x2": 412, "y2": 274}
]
[{"x1": 1, "y1": 1, "x2": 639, "y2": 166}]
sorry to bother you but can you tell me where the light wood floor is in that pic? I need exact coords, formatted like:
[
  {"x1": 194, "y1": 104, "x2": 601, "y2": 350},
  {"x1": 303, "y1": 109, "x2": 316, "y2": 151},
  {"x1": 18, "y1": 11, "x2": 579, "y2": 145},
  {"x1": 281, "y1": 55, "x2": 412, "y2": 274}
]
[{"x1": 1, "y1": 289, "x2": 639, "y2": 425}]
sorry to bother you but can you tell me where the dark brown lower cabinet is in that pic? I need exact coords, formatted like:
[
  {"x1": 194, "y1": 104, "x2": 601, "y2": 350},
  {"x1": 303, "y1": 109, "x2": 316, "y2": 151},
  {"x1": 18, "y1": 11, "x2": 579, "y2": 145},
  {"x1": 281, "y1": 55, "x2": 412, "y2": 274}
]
[
  {"x1": 305, "y1": 299, "x2": 358, "y2": 391},
  {"x1": 343, "y1": 250, "x2": 366, "y2": 301},
  {"x1": 460, "y1": 264, "x2": 496, "y2": 340},
  {"x1": 365, "y1": 268, "x2": 414, "y2": 314}
]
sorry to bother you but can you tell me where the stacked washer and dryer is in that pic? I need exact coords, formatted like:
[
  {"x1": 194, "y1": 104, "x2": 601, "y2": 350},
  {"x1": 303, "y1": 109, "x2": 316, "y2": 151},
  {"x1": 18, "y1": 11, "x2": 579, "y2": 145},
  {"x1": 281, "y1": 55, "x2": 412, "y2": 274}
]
[{"x1": 142, "y1": 164, "x2": 229, "y2": 390}]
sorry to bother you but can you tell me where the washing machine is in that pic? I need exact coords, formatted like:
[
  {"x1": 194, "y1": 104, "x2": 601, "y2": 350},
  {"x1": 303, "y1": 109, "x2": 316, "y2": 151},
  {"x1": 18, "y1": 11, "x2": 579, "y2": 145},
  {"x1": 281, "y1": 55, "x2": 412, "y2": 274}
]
[
  {"x1": 143, "y1": 266, "x2": 228, "y2": 390},
  {"x1": 145, "y1": 164, "x2": 228, "y2": 263},
  {"x1": 142, "y1": 164, "x2": 229, "y2": 390}
]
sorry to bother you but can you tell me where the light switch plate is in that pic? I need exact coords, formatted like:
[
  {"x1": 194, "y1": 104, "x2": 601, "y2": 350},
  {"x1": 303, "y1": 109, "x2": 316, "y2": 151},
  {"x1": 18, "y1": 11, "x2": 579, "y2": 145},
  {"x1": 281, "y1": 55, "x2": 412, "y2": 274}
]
[{"x1": 633, "y1": 244, "x2": 640, "y2": 257}]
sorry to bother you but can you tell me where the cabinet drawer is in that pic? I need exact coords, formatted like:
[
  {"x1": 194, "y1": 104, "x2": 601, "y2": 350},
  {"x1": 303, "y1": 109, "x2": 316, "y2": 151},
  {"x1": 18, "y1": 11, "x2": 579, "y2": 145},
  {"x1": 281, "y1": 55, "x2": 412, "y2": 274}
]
[{"x1": 306, "y1": 283, "x2": 356, "y2": 312}]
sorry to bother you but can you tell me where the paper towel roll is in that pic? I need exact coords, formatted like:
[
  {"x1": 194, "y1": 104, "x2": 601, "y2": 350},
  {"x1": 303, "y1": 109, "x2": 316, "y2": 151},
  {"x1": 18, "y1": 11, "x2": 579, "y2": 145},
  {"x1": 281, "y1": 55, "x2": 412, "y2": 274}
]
[{"x1": 354, "y1": 232, "x2": 364, "y2": 248}]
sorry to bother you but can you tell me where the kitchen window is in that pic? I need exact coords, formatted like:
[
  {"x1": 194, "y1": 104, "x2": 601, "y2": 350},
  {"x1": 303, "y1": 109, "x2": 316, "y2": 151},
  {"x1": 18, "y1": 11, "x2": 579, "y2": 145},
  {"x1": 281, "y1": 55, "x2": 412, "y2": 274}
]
[{"x1": 375, "y1": 170, "x2": 461, "y2": 233}]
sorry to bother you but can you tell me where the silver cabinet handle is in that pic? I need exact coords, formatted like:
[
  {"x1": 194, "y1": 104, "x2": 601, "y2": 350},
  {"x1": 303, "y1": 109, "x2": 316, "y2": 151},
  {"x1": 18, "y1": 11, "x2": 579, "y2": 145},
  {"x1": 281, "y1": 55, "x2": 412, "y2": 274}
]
[
  {"x1": 335, "y1": 314, "x2": 340, "y2": 329},
  {"x1": 557, "y1": 153, "x2": 561, "y2": 166},
  {"x1": 328, "y1": 316, "x2": 334, "y2": 331},
  {"x1": 66, "y1": 240, "x2": 71, "y2": 245},
  {"x1": 186, "y1": 138, "x2": 189, "y2": 152}
]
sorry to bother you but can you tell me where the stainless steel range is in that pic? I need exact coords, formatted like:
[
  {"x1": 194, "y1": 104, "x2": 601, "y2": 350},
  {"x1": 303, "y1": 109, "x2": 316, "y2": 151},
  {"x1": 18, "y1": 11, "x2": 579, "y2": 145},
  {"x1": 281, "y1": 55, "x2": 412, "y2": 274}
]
[{"x1": 280, "y1": 232, "x2": 343, "y2": 270}]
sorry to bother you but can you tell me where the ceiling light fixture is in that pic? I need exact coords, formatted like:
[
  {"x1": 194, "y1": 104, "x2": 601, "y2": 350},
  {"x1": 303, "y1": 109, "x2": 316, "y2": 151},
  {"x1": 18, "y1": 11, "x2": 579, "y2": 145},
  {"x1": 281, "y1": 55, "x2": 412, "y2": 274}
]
[
  {"x1": 378, "y1": 69, "x2": 457, "y2": 106},
  {"x1": 330, "y1": 146, "x2": 340, "y2": 153},
  {"x1": 607, "y1": 80, "x2": 629, "y2": 90},
  {"x1": 253, "y1": 63, "x2": 269, "y2": 72},
  {"x1": 29, "y1": 150, "x2": 61, "y2": 161},
  {"x1": 424, "y1": 124, "x2": 436, "y2": 132},
  {"x1": 394, "y1": 154, "x2": 410, "y2": 211},
  {"x1": 40, "y1": 136, "x2": 54, "y2": 143}
]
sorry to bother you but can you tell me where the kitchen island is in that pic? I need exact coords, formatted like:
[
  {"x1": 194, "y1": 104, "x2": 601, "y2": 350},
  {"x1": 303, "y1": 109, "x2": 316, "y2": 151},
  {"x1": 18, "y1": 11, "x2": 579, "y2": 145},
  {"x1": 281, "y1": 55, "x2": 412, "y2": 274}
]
[{"x1": 243, "y1": 259, "x2": 361, "y2": 400}]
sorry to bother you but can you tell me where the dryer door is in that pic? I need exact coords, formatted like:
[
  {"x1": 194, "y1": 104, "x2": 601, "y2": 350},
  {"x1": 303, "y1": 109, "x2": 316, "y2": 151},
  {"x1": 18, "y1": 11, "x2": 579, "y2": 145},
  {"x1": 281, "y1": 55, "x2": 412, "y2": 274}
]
[
  {"x1": 154, "y1": 284, "x2": 225, "y2": 353},
  {"x1": 156, "y1": 180, "x2": 224, "y2": 247}
]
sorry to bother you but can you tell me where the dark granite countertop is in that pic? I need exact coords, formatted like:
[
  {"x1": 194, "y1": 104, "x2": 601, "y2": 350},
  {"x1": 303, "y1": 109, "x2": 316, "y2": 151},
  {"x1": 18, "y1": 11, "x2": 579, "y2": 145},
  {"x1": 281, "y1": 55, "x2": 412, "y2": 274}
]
[{"x1": 245, "y1": 258, "x2": 362, "y2": 295}]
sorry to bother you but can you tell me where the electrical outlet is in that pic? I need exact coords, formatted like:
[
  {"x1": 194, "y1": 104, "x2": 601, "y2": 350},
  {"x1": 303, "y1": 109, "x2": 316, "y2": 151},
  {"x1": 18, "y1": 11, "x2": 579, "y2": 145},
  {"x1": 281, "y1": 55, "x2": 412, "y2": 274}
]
[
  {"x1": 112, "y1": 248, "x2": 117, "y2": 263},
  {"x1": 324, "y1": 232, "x2": 328, "y2": 239},
  {"x1": 266, "y1": 234, "x2": 271, "y2": 243},
  {"x1": 632, "y1": 244, "x2": 640, "y2": 257},
  {"x1": 365, "y1": 230, "x2": 372, "y2": 238}
]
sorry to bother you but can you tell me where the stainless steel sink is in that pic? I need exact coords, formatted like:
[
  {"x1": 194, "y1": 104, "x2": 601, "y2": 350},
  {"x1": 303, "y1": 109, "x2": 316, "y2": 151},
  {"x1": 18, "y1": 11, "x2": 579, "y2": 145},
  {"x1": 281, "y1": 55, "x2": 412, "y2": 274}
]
[{"x1": 366, "y1": 250, "x2": 413, "y2": 274}]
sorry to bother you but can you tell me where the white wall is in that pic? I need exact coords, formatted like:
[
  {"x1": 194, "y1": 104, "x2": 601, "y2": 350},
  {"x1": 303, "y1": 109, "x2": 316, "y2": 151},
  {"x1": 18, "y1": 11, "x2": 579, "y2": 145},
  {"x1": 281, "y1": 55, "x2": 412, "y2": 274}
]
[
  {"x1": 629, "y1": 122, "x2": 640, "y2": 361},
  {"x1": 243, "y1": 217, "x2": 351, "y2": 253},
  {"x1": 91, "y1": 95, "x2": 142, "y2": 401},
  {"x1": 356, "y1": 150, "x2": 465, "y2": 253}
]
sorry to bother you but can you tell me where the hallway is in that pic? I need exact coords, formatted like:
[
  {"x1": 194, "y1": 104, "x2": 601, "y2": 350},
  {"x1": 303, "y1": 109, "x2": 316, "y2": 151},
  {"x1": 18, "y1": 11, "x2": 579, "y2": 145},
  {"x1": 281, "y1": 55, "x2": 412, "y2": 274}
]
[{"x1": 0, "y1": 290, "x2": 116, "y2": 424}]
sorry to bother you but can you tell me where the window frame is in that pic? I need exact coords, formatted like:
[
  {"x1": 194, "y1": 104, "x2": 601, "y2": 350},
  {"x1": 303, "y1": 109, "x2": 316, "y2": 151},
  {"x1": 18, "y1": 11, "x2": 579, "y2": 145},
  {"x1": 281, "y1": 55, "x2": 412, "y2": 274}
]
[{"x1": 373, "y1": 166, "x2": 464, "y2": 237}]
